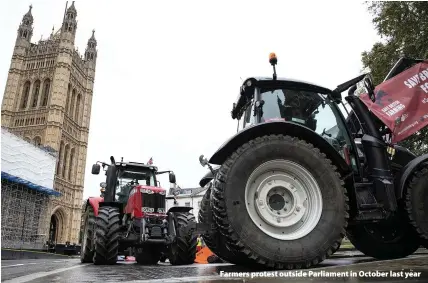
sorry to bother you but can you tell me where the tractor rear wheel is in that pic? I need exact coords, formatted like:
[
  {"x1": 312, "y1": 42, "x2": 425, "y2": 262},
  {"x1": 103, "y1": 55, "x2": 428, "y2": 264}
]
[
  {"x1": 168, "y1": 212, "x2": 197, "y2": 265},
  {"x1": 346, "y1": 212, "x2": 420, "y2": 259},
  {"x1": 80, "y1": 205, "x2": 95, "y2": 263},
  {"x1": 199, "y1": 185, "x2": 258, "y2": 265},
  {"x1": 135, "y1": 247, "x2": 161, "y2": 265},
  {"x1": 212, "y1": 135, "x2": 349, "y2": 269},
  {"x1": 93, "y1": 206, "x2": 121, "y2": 265},
  {"x1": 404, "y1": 166, "x2": 428, "y2": 247}
]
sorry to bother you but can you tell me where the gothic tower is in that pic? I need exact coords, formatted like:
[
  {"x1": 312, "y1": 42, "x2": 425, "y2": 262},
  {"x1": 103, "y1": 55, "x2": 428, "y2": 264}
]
[{"x1": 1, "y1": 2, "x2": 97, "y2": 244}]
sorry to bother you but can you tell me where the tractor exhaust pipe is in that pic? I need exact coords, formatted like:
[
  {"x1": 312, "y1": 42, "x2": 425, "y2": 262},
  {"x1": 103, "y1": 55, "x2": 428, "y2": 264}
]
[
  {"x1": 104, "y1": 158, "x2": 118, "y2": 202},
  {"x1": 345, "y1": 85, "x2": 397, "y2": 212}
]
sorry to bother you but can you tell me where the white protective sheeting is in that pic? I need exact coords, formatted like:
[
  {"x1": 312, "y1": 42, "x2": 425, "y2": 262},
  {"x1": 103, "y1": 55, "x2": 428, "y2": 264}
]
[{"x1": 1, "y1": 128, "x2": 56, "y2": 189}]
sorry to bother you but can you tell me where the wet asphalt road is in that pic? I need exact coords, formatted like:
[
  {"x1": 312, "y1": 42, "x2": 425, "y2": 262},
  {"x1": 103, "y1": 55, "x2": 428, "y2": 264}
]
[{"x1": 2, "y1": 249, "x2": 428, "y2": 283}]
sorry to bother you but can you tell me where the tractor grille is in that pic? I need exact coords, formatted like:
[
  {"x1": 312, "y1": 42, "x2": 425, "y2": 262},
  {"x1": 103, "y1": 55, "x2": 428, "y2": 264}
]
[
  {"x1": 141, "y1": 192, "x2": 166, "y2": 214},
  {"x1": 150, "y1": 226, "x2": 162, "y2": 238}
]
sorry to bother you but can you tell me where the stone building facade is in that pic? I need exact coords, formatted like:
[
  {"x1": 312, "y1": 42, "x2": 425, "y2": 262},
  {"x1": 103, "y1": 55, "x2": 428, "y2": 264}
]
[{"x1": 1, "y1": 2, "x2": 97, "y2": 244}]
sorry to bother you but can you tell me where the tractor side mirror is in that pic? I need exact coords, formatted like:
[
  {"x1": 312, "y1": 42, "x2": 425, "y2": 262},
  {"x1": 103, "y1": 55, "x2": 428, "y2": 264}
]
[
  {"x1": 100, "y1": 182, "x2": 107, "y2": 188},
  {"x1": 169, "y1": 173, "x2": 176, "y2": 184},
  {"x1": 91, "y1": 164, "x2": 101, "y2": 175}
]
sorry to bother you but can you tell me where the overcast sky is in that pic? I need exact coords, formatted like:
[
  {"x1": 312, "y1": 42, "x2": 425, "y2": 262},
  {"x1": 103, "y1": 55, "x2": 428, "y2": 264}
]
[{"x1": 0, "y1": 1, "x2": 380, "y2": 199}]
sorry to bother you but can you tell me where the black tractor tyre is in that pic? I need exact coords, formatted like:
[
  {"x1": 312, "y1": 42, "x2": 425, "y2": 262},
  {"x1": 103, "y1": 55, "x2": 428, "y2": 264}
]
[
  {"x1": 80, "y1": 206, "x2": 95, "y2": 263},
  {"x1": 211, "y1": 135, "x2": 349, "y2": 269},
  {"x1": 199, "y1": 185, "x2": 259, "y2": 266},
  {"x1": 168, "y1": 212, "x2": 198, "y2": 265},
  {"x1": 93, "y1": 206, "x2": 121, "y2": 265},
  {"x1": 136, "y1": 247, "x2": 161, "y2": 265},
  {"x1": 346, "y1": 214, "x2": 421, "y2": 260},
  {"x1": 404, "y1": 166, "x2": 428, "y2": 246}
]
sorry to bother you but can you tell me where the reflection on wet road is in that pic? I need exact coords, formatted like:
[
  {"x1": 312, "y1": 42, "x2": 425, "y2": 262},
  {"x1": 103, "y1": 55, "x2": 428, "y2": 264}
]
[{"x1": 2, "y1": 249, "x2": 427, "y2": 283}]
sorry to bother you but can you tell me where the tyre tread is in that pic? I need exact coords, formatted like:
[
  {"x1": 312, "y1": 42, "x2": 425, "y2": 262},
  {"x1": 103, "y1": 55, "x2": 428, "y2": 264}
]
[
  {"x1": 211, "y1": 134, "x2": 349, "y2": 269},
  {"x1": 93, "y1": 206, "x2": 121, "y2": 265}
]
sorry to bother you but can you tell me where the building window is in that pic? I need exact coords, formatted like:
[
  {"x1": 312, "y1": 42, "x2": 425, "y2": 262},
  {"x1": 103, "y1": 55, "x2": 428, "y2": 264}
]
[
  {"x1": 185, "y1": 202, "x2": 190, "y2": 207},
  {"x1": 31, "y1": 80, "x2": 41, "y2": 108},
  {"x1": 33, "y1": 136, "x2": 41, "y2": 146},
  {"x1": 41, "y1": 79, "x2": 50, "y2": 107},
  {"x1": 20, "y1": 81, "x2": 31, "y2": 109}
]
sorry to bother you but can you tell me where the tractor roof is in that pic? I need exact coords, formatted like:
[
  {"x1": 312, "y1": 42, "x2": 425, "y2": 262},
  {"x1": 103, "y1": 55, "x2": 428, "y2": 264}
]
[
  {"x1": 242, "y1": 77, "x2": 332, "y2": 93},
  {"x1": 232, "y1": 77, "x2": 333, "y2": 119},
  {"x1": 115, "y1": 161, "x2": 158, "y2": 172}
]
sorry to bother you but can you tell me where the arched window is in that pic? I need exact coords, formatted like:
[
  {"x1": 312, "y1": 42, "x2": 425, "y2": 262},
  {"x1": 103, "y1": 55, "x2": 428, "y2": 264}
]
[
  {"x1": 62, "y1": 144, "x2": 70, "y2": 178},
  {"x1": 57, "y1": 141, "x2": 64, "y2": 175},
  {"x1": 75, "y1": 94, "x2": 81, "y2": 121},
  {"x1": 65, "y1": 84, "x2": 72, "y2": 113},
  {"x1": 31, "y1": 80, "x2": 41, "y2": 108},
  {"x1": 70, "y1": 89, "x2": 76, "y2": 117},
  {"x1": 41, "y1": 79, "x2": 50, "y2": 107},
  {"x1": 68, "y1": 148, "x2": 75, "y2": 180},
  {"x1": 20, "y1": 81, "x2": 31, "y2": 109},
  {"x1": 34, "y1": 136, "x2": 42, "y2": 146}
]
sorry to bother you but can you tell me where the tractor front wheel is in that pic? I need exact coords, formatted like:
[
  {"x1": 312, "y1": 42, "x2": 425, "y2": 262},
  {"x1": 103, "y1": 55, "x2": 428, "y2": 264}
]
[
  {"x1": 80, "y1": 205, "x2": 95, "y2": 263},
  {"x1": 199, "y1": 184, "x2": 257, "y2": 265},
  {"x1": 404, "y1": 166, "x2": 428, "y2": 248},
  {"x1": 168, "y1": 212, "x2": 197, "y2": 265},
  {"x1": 211, "y1": 135, "x2": 349, "y2": 269},
  {"x1": 93, "y1": 206, "x2": 121, "y2": 265},
  {"x1": 346, "y1": 215, "x2": 420, "y2": 259}
]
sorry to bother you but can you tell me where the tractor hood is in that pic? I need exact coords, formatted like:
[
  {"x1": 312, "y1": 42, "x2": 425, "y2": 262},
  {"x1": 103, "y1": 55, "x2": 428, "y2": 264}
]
[{"x1": 134, "y1": 185, "x2": 166, "y2": 195}]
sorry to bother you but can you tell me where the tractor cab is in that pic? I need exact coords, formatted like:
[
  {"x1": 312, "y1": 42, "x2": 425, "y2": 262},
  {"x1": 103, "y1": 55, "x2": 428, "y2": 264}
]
[
  {"x1": 114, "y1": 164, "x2": 159, "y2": 204},
  {"x1": 230, "y1": 53, "x2": 358, "y2": 171},
  {"x1": 91, "y1": 158, "x2": 176, "y2": 218}
]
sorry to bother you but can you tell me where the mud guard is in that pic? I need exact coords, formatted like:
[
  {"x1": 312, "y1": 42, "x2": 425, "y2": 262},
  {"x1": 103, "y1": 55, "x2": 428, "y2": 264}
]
[
  {"x1": 395, "y1": 153, "x2": 428, "y2": 199},
  {"x1": 208, "y1": 121, "x2": 352, "y2": 177},
  {"x1": 199, "y1": 167, "x2": 220, "y2": 187},
  {"x1": 167, "y1": 206, "x2": 193, "y2": 214},
  {"x1": 86, "y1": 196, "x2": 104, "y2": 216}
]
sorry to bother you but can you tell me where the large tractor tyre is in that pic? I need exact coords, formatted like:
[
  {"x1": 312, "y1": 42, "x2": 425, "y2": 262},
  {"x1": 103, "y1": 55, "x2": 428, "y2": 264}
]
[
  {"x1": 80, "y1": 206, "x2": 96, "y2": 263},
  {"x1": 93, "y1": 206, "x2": 121, "y2": 265},
  {"x1": 211, "y1": 135, "x2": 349, "y2": 269},
  {"x1": 404, "y1": 166, "x2": 428, "y2": 247},
  {"x1": 168, "y1": 212, "x2": 198, "y2": 265},
  {"x1": 199, "y1": 185, "x2": 255, "y2": 265},
  {"x1": 346, "y1": 214, "x2": 421, "y2": 260},
  {"x1": 135, "y1": 247, "x2": 161, "y2": 265}
]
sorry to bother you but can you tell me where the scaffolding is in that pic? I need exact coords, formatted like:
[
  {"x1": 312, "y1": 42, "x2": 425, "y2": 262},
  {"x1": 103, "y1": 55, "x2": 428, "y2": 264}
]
[
  {"x1": 1, "y1": 128, "x2": 59, "y2": 250},
  {"x1": 1, "y1": 179, "x2": 52, "y2": 250}
]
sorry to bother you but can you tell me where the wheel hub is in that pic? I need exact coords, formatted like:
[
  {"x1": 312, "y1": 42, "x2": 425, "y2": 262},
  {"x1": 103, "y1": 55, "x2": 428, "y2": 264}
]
[
  {"x1": 254, "y1": 178, "x2": 307, "y2": 228},
  {"x1": 245, "y1": 160, "x2": 323, "y2": 240}
]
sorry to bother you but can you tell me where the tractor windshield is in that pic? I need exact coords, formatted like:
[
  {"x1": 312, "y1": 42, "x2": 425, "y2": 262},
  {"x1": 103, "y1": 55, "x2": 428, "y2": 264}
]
[
  {"x1": 240, "y1": 87, "x2": 358, "y2": 171},
  {"x1": 115, "y1": 169, "x2": 156, "y2": 203}
]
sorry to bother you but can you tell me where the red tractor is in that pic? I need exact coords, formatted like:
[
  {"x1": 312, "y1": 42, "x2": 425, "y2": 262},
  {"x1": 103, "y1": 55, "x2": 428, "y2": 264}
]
[{"x1": 80, "y1": 156, "x2": 201, "y2": 265}]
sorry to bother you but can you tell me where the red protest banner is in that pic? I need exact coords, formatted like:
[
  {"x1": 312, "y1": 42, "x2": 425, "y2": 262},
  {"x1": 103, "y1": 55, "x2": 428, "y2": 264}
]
[{"x1": 359, "y1": 61, "x2": 428, "y2": 143}]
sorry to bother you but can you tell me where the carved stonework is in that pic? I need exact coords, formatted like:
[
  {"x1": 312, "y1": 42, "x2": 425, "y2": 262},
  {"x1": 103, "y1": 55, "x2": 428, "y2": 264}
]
[{"x1": 1, "y1": 3, "x2": 97, "y2": 245}]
